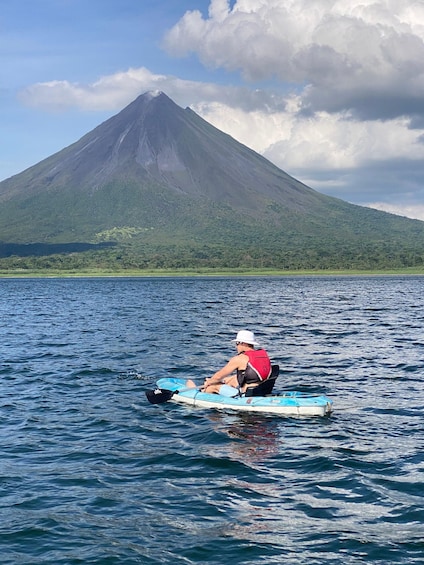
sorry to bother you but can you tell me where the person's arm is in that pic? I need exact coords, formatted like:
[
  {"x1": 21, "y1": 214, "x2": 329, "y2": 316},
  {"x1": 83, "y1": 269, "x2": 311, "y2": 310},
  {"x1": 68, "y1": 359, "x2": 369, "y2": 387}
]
[{"x1": 204, "y1": 355, "x2": 247, "y2": 386}]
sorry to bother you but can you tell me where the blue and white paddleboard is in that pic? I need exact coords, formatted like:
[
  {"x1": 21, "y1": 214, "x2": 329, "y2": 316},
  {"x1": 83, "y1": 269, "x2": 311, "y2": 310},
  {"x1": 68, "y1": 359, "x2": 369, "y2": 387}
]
[{"x1": 154, "y1": 378, "x2": 333, "y2": 417}]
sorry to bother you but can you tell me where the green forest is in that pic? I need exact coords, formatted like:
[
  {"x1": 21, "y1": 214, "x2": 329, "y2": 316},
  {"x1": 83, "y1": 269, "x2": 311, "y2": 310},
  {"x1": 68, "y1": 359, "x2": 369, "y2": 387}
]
[{"x1": 1, "y1": 238, "x2": 424, "y2": 274}]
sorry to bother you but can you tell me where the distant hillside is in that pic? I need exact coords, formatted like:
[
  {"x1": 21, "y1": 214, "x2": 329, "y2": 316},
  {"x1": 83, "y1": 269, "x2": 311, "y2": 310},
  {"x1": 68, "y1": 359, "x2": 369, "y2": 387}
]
[{"x1": 1, "y1": 90, "x2": 424, "y2": 270}]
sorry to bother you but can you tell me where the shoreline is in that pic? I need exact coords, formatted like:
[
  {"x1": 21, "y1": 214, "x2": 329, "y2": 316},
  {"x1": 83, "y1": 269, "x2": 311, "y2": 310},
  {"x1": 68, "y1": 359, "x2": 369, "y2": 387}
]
[{"x1": 1, "y1": 267, "x2": 424, "y2": 278}]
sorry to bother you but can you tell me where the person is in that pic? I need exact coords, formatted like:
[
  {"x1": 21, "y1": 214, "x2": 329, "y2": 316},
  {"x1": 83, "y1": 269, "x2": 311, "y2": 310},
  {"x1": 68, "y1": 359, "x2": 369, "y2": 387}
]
[{"x1": 187, "y1": 330, "x2": 271, "y2": 397}]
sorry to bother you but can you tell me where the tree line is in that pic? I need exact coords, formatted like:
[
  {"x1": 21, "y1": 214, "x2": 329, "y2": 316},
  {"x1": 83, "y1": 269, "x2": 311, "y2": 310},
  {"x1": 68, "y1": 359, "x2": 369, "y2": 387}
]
[{"x1": 1, "y1": 240, "x2": 423, "y2": 272}]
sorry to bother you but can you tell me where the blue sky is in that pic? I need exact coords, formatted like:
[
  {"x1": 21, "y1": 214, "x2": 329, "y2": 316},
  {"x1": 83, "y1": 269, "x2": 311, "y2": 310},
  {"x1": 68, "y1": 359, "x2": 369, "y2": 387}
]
[{"x1": 2, "y1": 0, "x2": 424, "y2": 220}]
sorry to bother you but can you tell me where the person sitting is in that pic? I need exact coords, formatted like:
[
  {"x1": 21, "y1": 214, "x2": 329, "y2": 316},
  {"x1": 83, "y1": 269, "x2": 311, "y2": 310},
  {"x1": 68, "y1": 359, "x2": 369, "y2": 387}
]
[{"x1": 187, "y1": 330, "x2": 271, "y2": 397}]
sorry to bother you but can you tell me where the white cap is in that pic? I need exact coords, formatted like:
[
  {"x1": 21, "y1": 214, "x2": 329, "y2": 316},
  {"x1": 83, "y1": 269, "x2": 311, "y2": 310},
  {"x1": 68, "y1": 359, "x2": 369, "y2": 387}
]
[{"x1": 233, "y1": 330, "x2": 258, "y2": 346}]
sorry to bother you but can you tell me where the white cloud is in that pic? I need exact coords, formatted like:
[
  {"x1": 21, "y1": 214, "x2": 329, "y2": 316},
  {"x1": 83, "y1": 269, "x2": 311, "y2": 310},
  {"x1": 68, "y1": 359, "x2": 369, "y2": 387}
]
[
  {"x1": 163, "y1": 0, "x2": 424, "y2": 120},
  {"x1": 19, "y1": 66, "x2": 254, "y2": 112},
  {"x1": 367, "y1": 202, "x2": 424, "y2": 221},
  {"x1": 19, "y1": 68, "x2": 169, "y2": 111},
  {"x1": 193, "y1": 99, "x2": 424, "y2": 171}
]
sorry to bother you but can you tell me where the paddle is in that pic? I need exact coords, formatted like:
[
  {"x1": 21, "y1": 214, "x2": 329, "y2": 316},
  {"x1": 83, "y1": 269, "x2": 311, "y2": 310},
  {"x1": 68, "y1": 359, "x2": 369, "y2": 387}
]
[
  {"x1": 145, "y1": 388, "x2": 174, "y2": 404},
  {"x1": 145, "y1": 384, "x2": 203, "y2": 404}
]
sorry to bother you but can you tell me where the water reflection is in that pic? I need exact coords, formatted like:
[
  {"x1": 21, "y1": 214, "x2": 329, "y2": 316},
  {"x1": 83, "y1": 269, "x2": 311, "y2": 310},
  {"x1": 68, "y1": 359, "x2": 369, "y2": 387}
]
[{"x1": 205, "y1": 411, "x2": 283, "y2": 463}]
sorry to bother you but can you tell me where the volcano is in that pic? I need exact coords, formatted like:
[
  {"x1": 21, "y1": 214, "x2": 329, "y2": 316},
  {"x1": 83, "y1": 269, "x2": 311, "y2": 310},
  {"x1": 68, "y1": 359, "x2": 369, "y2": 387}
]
[{"x1": 1, "y1": 91, "x2": 423, "y2": 270}]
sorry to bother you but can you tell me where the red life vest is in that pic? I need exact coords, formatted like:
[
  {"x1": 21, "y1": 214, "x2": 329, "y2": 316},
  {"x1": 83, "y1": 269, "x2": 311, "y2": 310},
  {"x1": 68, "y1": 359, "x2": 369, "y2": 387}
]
[{"x1": 237, "y1": 349, "x2": 272, "y2": 385}]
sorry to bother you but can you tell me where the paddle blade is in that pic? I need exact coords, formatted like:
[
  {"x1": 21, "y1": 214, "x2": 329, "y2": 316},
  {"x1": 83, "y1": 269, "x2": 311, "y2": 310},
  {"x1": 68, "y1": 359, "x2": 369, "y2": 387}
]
[{"x1": 145, "y1": 388, "x2": 174, "y2": 404}]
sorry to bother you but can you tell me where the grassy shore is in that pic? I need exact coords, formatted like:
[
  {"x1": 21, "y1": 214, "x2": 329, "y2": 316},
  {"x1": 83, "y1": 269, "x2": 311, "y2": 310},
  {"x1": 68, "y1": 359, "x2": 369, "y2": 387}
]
[{"x1": 1, "y1": 266, "x2": 424, "y2": 278}]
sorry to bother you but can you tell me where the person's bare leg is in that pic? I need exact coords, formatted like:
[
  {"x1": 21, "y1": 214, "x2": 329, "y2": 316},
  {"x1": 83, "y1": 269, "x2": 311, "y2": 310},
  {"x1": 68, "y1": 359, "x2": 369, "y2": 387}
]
[
  {"x1": 186, "y1": 379, "x2": 197, "y2": 388},
  {"x1": 203, "y1": 383, "x2": 221, "y2": 393}
]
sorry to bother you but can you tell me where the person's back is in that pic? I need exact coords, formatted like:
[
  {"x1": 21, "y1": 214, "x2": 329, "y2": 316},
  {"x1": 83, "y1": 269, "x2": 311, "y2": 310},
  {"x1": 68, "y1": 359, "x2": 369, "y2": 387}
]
[{"x1": 238, "y1": 348, "x2": 271, "y2": 386}]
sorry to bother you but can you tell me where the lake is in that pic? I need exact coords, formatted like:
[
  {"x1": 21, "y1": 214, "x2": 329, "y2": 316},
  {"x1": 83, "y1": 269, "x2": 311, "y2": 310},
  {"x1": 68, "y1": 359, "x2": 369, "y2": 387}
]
[{"x1": 1, "y1": 276, "x2": 423, "y2": 564}]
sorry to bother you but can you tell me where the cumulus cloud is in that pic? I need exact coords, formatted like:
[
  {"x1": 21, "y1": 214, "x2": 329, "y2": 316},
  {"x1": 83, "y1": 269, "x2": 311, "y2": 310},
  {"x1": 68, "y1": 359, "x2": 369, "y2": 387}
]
[
  {"x1": 19, "y1": 68, "x2": 173, "y2": 111},
  {"x1": 163, "y1": 0, "x2": 424, "y2": 120},
  {"x1": 193, "y1": 98, "x2": 424, "y2": 175},
  {"x1": 19, "y1": 66, "x2": 286, "y2": 114}
]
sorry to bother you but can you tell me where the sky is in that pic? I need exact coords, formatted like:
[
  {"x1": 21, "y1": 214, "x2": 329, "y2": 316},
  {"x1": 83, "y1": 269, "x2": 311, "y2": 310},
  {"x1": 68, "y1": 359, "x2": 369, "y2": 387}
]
[{"x1": 2, "y1": 0, "x2": 424, "y2": 220}]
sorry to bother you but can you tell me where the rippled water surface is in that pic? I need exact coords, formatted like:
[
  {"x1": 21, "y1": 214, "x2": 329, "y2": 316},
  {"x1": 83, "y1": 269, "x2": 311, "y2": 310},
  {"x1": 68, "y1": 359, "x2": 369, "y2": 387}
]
[{"x1": 1, "y1": 276, "x2": 423, "y2": 564}]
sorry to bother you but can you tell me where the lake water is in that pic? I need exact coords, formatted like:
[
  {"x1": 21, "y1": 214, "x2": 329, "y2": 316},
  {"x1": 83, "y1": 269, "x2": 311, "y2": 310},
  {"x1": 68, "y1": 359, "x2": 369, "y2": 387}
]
[{"x1": 0, "y1": 276, "x2": 423, "y2": 564}]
